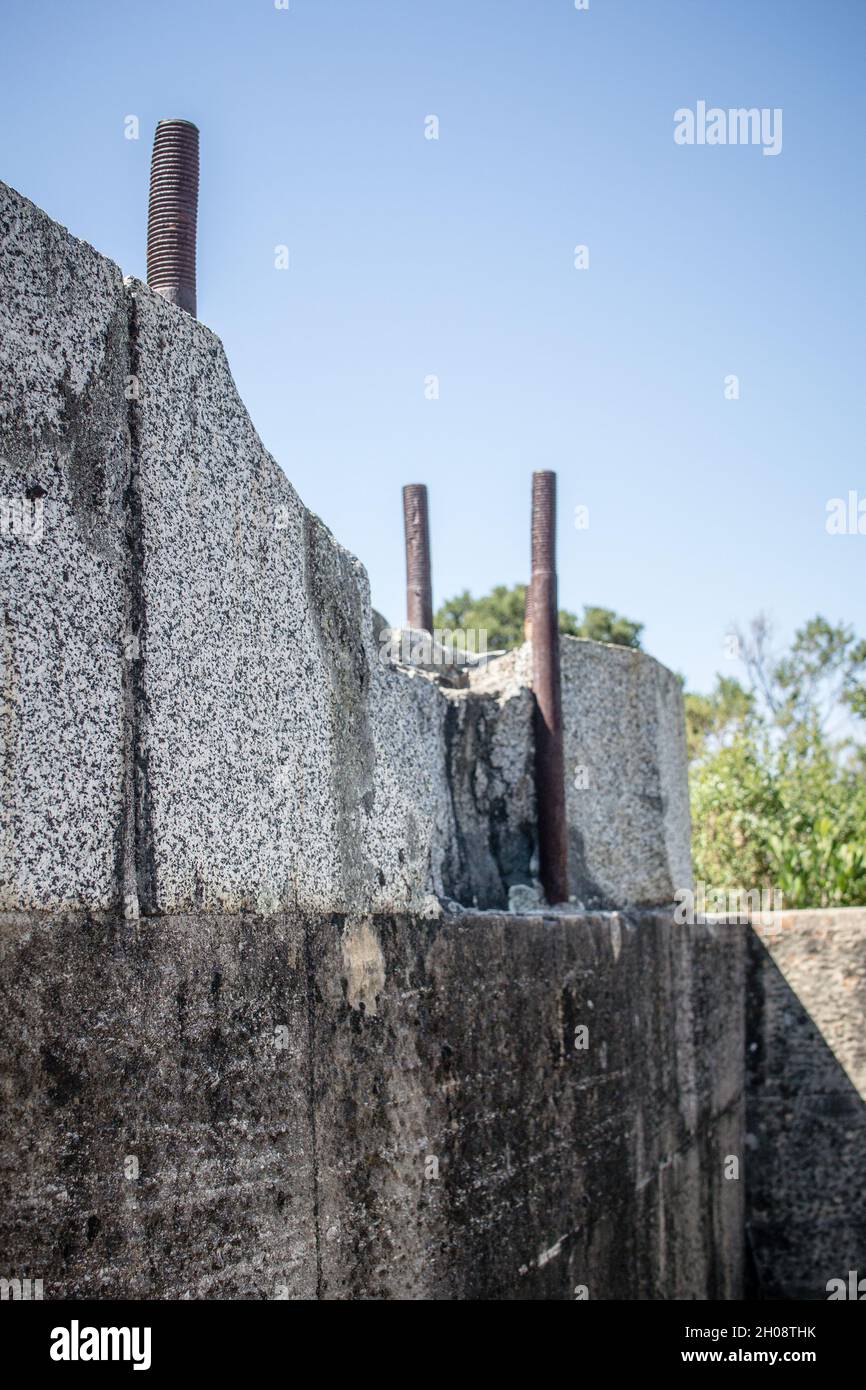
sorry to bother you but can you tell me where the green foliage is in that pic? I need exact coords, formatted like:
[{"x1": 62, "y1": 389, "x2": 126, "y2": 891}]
[
  {"x1": 689, "y1": 616, "x2": 866, "y2": 908},
  {"x1": 433, "y1": 584, "x2": 643, "y2": 652},
  {"x1": 434, "y1": 585, "x2": 528, "y2": 651},
  {"x1": 575, "y1": 606, "x2": 644, "y2": 649},
  {"x1": 690, "y1": 722, "x2": 866, "y2": 907}
]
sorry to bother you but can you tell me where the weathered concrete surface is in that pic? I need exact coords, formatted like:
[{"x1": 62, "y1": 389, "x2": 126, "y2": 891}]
[
  {"x1": 0, "y1": 906, "x2": 744, "y2": 1300},
  {"x1": 0, "y1": 183, "x2": 129, "y2": 911},
  {"x1": 313, "y1": 909, "x2": 744, "y2": 1300},
  {"x1": 0, "y1": 907, "x2": 316, "y2": 1299},
  {"x1": 472, "y1": 638, "x2": 692, "y2": 909},
  {"x1": 746, "y1": 910, "x2": 866, "y2": 1300}
]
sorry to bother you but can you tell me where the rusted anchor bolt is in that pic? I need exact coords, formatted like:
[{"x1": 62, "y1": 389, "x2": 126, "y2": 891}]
[
  {"x1": 529, "y1": 469, "x2": 569, "y2": 906},
  {"x1": 402, "y1": 483, "x2": 434, "y2": 634}
]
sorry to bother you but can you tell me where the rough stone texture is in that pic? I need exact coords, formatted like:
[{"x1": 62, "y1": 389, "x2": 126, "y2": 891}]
[
  {"x1": 0, "y1": 177, "x2": 694, "y2": 925},
  {"x1": 0, "y1": 905, "x2": 744, "y2": 1300},
  {"x1": 0, "y1": 178, "x2": 525, "y2": 921},
  {"x1": 559, "y1": 638, "x2": 692, "y2": 908},
  {"x1": 128, "y1": 281, "x2": 453, "y2": 919},
  {"x1": 472, "y1": 638, "x2": 692, "y2": 908},
  {"x1": 0, "y1": 183, "x2": 129, "y2": 911},
  {"x1": 1, "y1": 177, "x2": 695, "y2": 922},
  {"x1": 746, "y1": 910, "x2": 866, "y2": 1300}
]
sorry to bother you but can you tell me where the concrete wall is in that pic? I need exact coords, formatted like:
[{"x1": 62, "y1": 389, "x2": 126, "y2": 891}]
[
  {"x1": 0, "y1": 904, "x2": 744, "y2": 1299},
  {"x1": 0, "y1": 179, "x2": 746, "y2": 1300},
  {"x1": 746, "y1": 910, "x2": 866, "y2": 1300}
]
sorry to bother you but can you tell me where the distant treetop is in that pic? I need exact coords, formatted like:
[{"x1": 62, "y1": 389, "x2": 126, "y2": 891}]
[{"x1": 433, "y1": 583, "x2": 643, "y2": 652}]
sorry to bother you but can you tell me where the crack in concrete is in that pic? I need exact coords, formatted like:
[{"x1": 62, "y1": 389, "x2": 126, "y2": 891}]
[{"x1": 121, "y1": 289, "x2": 157, "y2": 918}]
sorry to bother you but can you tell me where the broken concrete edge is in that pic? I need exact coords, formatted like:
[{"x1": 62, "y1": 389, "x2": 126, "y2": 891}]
[{"x1": 0, "y1": 900, "x2": 701, "y2": 933}]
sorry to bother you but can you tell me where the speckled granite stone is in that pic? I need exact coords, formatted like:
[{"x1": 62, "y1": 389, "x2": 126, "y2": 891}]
[
  {"x1": 559, "y1": 637, "x2": 693, "y2": 909},
  {"x1": 0, "y1": 181, "x2": 129, "y2": 911},
  {"x1": 0, "y1": 180, "x2": 695, "y2": 925},
  {"x1": 127, "y1": 280, "x2": 454, "y2": 917}
]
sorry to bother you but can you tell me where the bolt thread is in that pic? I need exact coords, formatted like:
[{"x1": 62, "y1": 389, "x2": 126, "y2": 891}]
[
  {"x1": 146, "y1": 119, "x2": 199, "y2": 317},
  {"x1": 531, "y1": 470, "x2": 556, "y2": 573}
]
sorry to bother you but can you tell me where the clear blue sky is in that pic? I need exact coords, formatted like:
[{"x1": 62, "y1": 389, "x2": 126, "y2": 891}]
[{"x1": 2, "y1": 0, "x2": 863, "y2": 691}]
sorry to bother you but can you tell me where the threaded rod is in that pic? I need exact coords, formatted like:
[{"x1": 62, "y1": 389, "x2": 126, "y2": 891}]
[
  {"x1": 147, "y1": 119, "x2": 199, "y2": 317},
  {"x1": 402, "y1": 483, "x2": 434, "y2": 634}
]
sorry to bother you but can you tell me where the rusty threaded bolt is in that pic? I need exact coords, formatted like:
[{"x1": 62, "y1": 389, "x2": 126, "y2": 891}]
[
  {"x1": 529, "y1": 470, "x2": 569, "y2": 905},
  {"x1": 402, "y1": 484, "x2": 434, "y2": 634},
  {"x1": 146, "y1": 119, "x2": 199, "y2": 317}
]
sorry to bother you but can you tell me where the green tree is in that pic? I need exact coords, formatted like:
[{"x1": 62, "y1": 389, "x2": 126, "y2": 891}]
[
  {"x1": 433, "y1": 584, "x2": 642, "y2": 652},
  {"x1": 576, "y1": 606, "x2": 644, "y2": 648},
  {"x1": 684, "y1": 676, "x2": 753, "y2": 763},
  {"x1": 688, "y1": 615, "x2": 866, "y2": 908}
]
